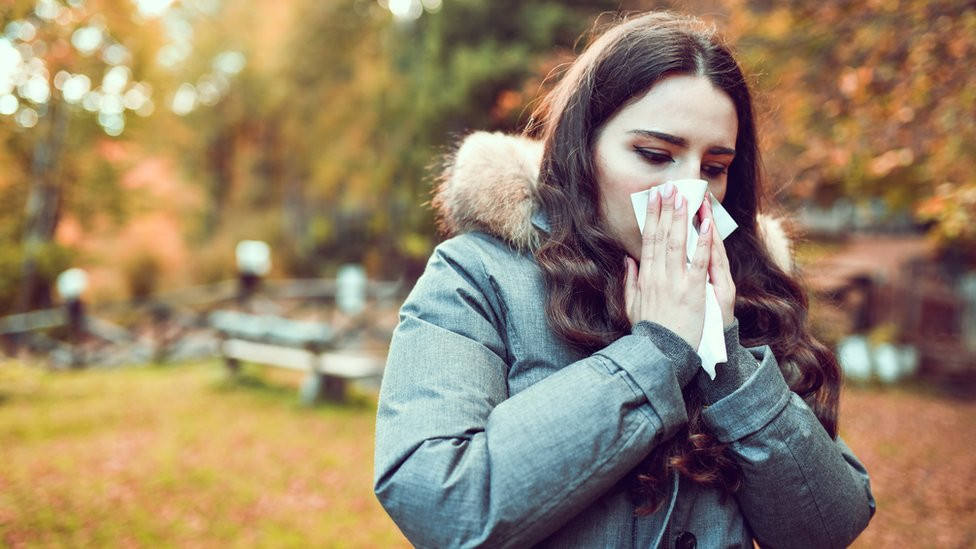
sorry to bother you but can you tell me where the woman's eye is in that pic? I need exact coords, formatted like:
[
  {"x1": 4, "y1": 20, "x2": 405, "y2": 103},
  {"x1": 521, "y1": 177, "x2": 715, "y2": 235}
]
[
  {"x1": 702, "y1": 164, "x2": 728, "y2": 178},
  {"x1": 635, "y1": 148, "x2": 673, "y2": 165}
]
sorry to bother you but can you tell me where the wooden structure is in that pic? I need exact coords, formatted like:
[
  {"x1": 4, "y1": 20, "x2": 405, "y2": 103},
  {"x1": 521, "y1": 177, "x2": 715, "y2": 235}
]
[
  {"x1": 209, "y1": 310, "x2": 385, "y2": 403},
  {"x1": 804, "y1": 234, "x2": 976, "y2": 380}
]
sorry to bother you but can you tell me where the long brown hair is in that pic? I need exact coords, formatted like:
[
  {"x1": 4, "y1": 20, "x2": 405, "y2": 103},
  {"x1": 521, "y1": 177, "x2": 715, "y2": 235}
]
[{"x1": 527, "y1": 12, "x2": 841, "y2": 513}]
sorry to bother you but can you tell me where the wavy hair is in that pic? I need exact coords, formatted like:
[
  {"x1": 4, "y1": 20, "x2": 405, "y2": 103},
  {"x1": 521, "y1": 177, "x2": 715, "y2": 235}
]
[{"x1": 526, "y1": 12, "x2": 841, "y2": 513}]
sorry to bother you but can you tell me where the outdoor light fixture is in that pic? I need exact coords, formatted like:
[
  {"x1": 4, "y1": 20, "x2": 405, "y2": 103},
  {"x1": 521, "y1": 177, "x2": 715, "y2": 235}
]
[
  {"x1": 235, "y1": 240, "x2": 271, "y2": 276},
  {"x1": 55, "y1": 268, "x2": 89, "y2": 367},
  {"x1": 336, "y1": 264, "x2": 367, "y2": 316},
  {"x1": 56, "y1": 268, "x2": 88, "y2": 301},
  {"x1": 235, "y1": 240, "x2": 271, "y2": 303}
]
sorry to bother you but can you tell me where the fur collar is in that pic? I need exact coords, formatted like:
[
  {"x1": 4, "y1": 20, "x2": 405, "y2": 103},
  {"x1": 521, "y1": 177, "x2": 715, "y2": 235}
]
[{"x1": 433, "y1": 131, "x2": 792, "y2": 272}]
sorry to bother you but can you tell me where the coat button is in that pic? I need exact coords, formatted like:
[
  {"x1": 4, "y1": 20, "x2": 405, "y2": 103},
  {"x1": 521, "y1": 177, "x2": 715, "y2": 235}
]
[{"x1": 675, "y1": 531, "x2": 697, "y2": 549}]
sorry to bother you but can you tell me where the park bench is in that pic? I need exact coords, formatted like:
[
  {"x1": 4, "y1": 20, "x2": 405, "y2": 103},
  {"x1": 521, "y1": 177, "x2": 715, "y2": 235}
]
[{"x1": 209, "y1": 310, "x2": 384, "y2": 403}]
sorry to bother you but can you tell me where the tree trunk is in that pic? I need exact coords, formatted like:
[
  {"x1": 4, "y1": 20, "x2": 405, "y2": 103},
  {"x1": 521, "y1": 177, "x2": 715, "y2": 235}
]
[
  {"x1": 203, "y1": 129, "x2": 234, "y2": 238},
  {"x1": 18, "y1": 100, "x2": 69, "y2": 313}
]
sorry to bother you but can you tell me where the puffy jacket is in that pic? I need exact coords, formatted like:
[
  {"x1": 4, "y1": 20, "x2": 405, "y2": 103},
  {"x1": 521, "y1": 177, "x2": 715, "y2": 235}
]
[{"x1": 374, "y1": 132, "x2": 875, "y2": 548}]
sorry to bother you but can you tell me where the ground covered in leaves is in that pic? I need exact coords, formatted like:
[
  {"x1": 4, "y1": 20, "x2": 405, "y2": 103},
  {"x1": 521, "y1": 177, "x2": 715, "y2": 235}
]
[
  {"x1": 842, "y1": 381, "x2": 976, "y2": 548},
  {"x1": 0, "y1": 361, "x2": 973, "y2": 547},
  {"x1": 0, "y1": 361, "x2": 409, "y2": 548}
]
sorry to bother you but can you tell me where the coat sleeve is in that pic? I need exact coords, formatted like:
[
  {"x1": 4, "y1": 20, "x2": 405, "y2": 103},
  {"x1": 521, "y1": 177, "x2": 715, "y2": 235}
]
[
  {"x1": 701, "y1": 346, "x2": 876, "y2": 549},
  {"x1": 373, "y1": 239, "x2": 690, "y2": 548}
]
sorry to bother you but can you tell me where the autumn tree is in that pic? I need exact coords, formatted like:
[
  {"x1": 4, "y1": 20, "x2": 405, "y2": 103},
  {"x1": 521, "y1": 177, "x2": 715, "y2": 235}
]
[
  {"x1": 0, "y1": 0, "x2": 163, "y2": 312},
  {"x1": 269, "y1": 0, "x2": 622, "y2": 277},
  {"x1": 169, "y1": 0, "x2": 622, "y2": 279}
]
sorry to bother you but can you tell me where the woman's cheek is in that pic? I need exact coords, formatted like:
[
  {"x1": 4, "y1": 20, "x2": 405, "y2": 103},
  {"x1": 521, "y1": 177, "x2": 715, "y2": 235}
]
[
  {"x1": 709, "y1": 180, "x2": 728, "y2": 203},
  {"x1": 616, "y1": 165, "x2": 659, "y2": 195}
]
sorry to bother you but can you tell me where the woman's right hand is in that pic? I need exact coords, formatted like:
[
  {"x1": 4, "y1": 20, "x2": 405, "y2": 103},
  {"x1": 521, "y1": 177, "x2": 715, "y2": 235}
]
[{"x1": 623, "y1": 182, "x2": 713, "y2": 349}]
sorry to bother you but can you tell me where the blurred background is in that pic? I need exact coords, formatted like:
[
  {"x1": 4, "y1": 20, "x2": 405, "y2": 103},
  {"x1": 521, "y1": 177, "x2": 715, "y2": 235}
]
[{"x1": 1, "y1": 0, "x2": 974, "y2": 547}]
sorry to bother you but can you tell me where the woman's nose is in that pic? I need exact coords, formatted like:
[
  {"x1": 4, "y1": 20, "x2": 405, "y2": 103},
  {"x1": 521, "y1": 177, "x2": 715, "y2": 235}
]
[{"x1": 671, "y1": 157, "x2": 701, "y2": 181}]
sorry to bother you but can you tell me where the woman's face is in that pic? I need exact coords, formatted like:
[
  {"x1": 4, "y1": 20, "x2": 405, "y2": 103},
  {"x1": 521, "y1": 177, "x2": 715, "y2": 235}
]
[{"x1": 593, "y1": 74, "x2": 738, "y2": 260}]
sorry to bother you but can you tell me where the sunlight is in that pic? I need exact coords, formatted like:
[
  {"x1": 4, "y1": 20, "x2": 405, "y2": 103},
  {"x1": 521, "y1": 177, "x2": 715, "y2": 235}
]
[
  {"x1": 171, "y1": 82, "x2": 196, "y2": 115},
  {"x1": 0, "y1": 94, "x2": 17, "y2": 115},
  {"x1": 61, "y1": 74, "x2": 92, "y2": 104},
  {"x1": 21, "y1": 73, "x2": 49, "y2": 105},
  {"x1": 71, "y1": 26, "x2": 103, "y2": 55},
  {"x1": 102, "y1": 43, "x2": 130, "y2": 66},
  {"x1": 123, "y1": 83, "x2": 151, "y2": 112},
  {"x1": 102, "y1": 65, "x2": 131, "y2": 94},
  {"x1": 213, "y1": 51, "x2": 245, "y2": 75},
  {"x1": 81, "y1": 89, "x2": 100, "y2": 112},
  {"x1": 134, "y1": 0, "x2": 175, "y2": 18},
  {"x1": 388, "y1": 0, "x2": 423, "y2": 21},
  {"x1": 421, "y1": 0, "x2": 442, "y2": 12},
  {"x1": 35, "y1": 0, "x2": 65, "y2": 21},
  {"x1": 15, "y1": 106, "x2": 37, "y2": 127},
  {"x1": 98, "y1": 111, "x2": 124, "y2": 136},
  {"x1": 0, "y1": 38, "x2": 22, "y2": 95}
]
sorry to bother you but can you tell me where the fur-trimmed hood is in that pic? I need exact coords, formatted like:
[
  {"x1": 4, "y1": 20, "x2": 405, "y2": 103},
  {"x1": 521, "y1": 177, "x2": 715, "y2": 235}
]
[{"x1": 433, "y1": 131, "x2": 792, "y2": 272}]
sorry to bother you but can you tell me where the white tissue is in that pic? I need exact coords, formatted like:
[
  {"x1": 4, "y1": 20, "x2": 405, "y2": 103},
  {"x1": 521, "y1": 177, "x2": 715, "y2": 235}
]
[{"x1": 629, "y1": 179, "x2": 739, "y2": 379}]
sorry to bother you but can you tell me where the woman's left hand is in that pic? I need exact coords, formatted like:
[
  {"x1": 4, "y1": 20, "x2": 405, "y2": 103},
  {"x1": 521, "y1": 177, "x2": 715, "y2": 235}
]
[{"x1": 700, "y1": 198, "x2": 736, "y2": 327}]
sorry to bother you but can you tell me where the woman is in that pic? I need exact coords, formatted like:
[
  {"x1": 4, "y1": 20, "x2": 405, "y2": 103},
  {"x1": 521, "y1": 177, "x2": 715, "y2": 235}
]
[{"x1": 374, "y1": 11, "x2": 875, "y2": 548}]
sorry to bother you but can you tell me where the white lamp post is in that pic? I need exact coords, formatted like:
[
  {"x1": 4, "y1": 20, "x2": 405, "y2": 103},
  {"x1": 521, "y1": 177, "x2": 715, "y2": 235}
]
[
  {"x1": 337, "y1": 264, "x2": 367, "y2": 316},
  {"x1": 56, "y1": 268, "x2": 88, "y2": 301},
  {"x1": 235, "y1": 240, "x2": 271, "y2": 304},
  {"x1": 55, "y1": 268, "x2": 88, "y2": 367}
]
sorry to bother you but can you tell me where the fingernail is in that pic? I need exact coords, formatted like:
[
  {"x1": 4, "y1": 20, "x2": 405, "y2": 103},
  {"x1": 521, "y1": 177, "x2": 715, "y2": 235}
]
[
  {"x1": 700, "y1": 218, "x2": 711, "y2": 235},
  {"x1": 649, "y1": 186, "x2": 659, "y2": 199},
  {"x1": 662, "y1": 182, "x2": 674, "y2": 198},
  {"x1": 674, "y1": 192, "x2": 684, "y2": 210}
]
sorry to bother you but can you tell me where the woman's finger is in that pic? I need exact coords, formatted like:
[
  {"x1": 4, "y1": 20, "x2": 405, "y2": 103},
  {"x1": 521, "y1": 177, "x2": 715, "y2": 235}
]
[
  {"x1": 666, "y1": 188, "x2": 688, "y2": 275},
  {"x1": 701, "y1": 198, "x2": 732, "y2": 281},
  {"x1": 623, "y1": 255, "x2": 638, "y2": 324},
  {"x1": 639, "y1": 186, "x2": 662, "y2": 268},
  {"x1": 689, "y1": 216, "x2": 712, "y2": 283},
  {"x1": 698, "y1": 196, "x2": 711, "y2": 230},
  {"x1": 653, "y1": 182, "x2": 676, "y2": 275},
  {"x1": 708, "y1": 220, "x2": 732, "y2": 280},
  {"x1": 702, "y1": 199, "x2": 736, "y2": 326}
]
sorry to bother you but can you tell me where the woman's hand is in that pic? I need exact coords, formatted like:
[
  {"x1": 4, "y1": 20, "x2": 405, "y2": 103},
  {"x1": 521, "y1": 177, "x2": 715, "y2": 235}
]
[
  {"x1": 624, "y1": 182, "x2": 713, "y2": 349},
  {"x1": 700, "y1": 198, "x2": 736, "y2": 327}
]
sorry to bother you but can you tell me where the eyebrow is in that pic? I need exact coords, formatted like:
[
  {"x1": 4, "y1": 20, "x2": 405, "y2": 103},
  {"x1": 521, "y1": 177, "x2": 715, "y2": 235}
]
[{"x1": 627, "y1": 129, "x2": 736, "y2": 156}]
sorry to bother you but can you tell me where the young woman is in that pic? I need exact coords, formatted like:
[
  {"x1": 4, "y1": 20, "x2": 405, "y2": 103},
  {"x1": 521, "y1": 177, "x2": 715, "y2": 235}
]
[{"x1": 374, "y1": 11, "x2": 875, "y2": 548}]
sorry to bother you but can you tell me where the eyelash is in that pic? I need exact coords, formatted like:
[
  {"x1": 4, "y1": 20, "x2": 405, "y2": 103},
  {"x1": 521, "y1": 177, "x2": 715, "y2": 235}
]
[
  {"x1": 634, "y1": 147, "x2": 729, "y2": 178},
  {"x1": 634, "y1": 148, "x2": 673, "y2": 166},
  {"x1": 702, "y1": 164, "x2": 728, "y2": 177}
]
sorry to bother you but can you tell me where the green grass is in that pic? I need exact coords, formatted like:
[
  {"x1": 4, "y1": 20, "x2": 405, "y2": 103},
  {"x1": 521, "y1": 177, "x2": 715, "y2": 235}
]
[{"x1": 0, "y1": 360, "x2": 409, "y2": 548}]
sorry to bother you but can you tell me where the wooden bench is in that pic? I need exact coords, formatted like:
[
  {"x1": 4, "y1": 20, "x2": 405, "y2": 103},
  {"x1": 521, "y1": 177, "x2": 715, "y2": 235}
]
[{"x1": 209, "y1": 310, "x2": 384, "y2": 403}]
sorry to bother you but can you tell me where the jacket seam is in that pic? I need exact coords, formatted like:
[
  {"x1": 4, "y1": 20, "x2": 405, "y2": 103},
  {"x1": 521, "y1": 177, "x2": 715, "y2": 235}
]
[
  {"x1": 469, "y1": 234, "x2": 514, "y2": 368},
  {"x1": 706, "y1": 349, "x2": 792, "y2": 442},
  {"x1": 605, "y1": 355, "x2": 658, "y2": 424},
  {"x1": 596, "y1": 343, "x2": 671, "y2": 425},
  {"x1": 766, "y1": 410, "x2": 836, "y2": 548}
]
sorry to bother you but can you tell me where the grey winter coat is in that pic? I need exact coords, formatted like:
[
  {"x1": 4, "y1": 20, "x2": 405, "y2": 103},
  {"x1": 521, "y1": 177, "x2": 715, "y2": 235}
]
[{"x1": 373, "y1": 132, "x2": 875, "y2": 548}]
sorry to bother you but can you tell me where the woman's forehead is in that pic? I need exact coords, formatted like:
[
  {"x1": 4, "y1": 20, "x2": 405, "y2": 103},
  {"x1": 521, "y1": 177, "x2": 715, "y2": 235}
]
[{"x1": 608, "y1": 75, "x2": 738, "y2": 147}]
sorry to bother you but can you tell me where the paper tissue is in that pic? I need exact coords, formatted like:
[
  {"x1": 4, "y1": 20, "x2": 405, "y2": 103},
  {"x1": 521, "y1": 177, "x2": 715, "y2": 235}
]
[{"x1": 629, "y1": 179, "x2": 738, "y2": 379}]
